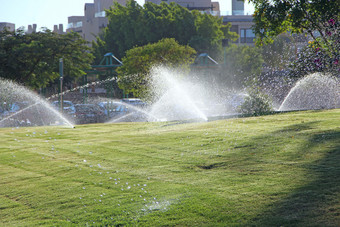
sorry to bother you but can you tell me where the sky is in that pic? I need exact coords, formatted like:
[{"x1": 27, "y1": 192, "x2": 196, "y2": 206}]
[{"x1": 0, "y1": 0, "x2": 253, "y2": 31}]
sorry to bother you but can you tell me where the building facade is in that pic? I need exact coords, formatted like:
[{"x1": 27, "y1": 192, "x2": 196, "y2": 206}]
[
  {"x1": 67, "y1": 0, "x2": 126, "y2": 44},
  {"x1": 232, "y1": 0, "x2": 244, "y2": 15},
  {"x1": 223, "y1": 15, "x2": 255, "y2": 45},
  {"x1": 146, "y1": 0, "x2": 220, "y2": 15},
  {"x1": 0, "y1": 22, "x2": 15, "y2": 32}
]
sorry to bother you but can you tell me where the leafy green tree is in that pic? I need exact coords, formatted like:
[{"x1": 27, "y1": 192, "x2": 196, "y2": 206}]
[
  {"x1": 189, "y1": 12, "x2": 235, "y2": 60},
  {"x1": 250, "y1": 0, "x2": 339, "y2": 44},
  {"x1": 0, "y1": 29, "x2": 93, "y2": 89},
  {"x1": 291, "y1": 19, "x2": 339, "y2": 77},
  {"x1": 99, "y1": 0, "x2": 236, "y2": 60},
  {"x1": 249, "y1": 0, "x2": 339, "y2": 76},
  {"x1": 222, "y1": 44, "x2": 264, "y2": 88},
  {"x1": 116, "y1": 38, "x2": 196, "y2": 98},
  {"x1": 104, "y1": 0, "x2": 144, "y2": 60},
  {"x1": 262, "y1": 34, "x2": 294, "y2": 71}
]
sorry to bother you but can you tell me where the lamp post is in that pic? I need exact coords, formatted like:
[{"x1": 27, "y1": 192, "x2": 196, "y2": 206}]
[{"x1": 59, "y1": 58, "x2": 63, "y2": 112}]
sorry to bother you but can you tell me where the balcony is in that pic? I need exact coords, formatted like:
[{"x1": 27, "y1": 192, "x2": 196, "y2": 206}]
[
  {"x1": 95, "y1": 11, "x2": 106, "y2": 18},
  {"x1": 67, "y1": 21, "x2": 83, "y2": 29}
]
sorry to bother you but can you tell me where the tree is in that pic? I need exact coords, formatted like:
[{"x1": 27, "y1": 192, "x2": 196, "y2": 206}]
[
  {"x1": 189, "y1": 12, "x2": 235, "y2": 60},
  {"x1": 98, "y1": 0, "x2": 236, "y2": 61},
  {"x1": 116, "y1": 38, "x2": 196, "y2": 98},
  {"x1": 249, "y1": 0, "x2": 339, "y2": 76},
  {"x1": 0, "y1": 29, "x2": 93, "y2": 89},
  {"x1": 250, "y1": 0, "x2": 339, "y2": 44},
  {"x1": 291, "y1": 19, "x2": 339, "y2": 77},
  {"x1": 262, "y1": 34, "x2": 294, "y2": 71},
  {"x1": 222, "y1": 44, "x2": 264, "y2": 88}
]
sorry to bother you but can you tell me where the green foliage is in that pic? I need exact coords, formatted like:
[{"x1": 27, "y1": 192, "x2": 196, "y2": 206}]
[
  {"x1": 223, "y1": 44, "x2": 264, "y2": 88},
  {"x1": 0, "y1": 29, "x2": 93, "y2": 89},
  {"x1": 239, "y1": 87, "x2": 273, "y2": 115},
  {"x1": 189, "y1": 11, "x2": 236, "y2": 60},
  {"x1": 250, "y1": 0, "x2": 339, "y2": 76},
  {"x1": 250, "y1": 0, "x2": 339, "y2": 45},
  {"x1": 91, "y1": 37, "x2": 107, "y2": 65},
  {"x1": 116, "y1": 38, "x2": 196, "y2": 98},
  {"x1": 262, "y1": 33, "x2": 294, "y2": 71},
  {"x1": 99, "y1": 0, "x2": 236, "y2": 60},
  {"x1": 291, "y1": 19, "x2": 340, "y2": 77}
]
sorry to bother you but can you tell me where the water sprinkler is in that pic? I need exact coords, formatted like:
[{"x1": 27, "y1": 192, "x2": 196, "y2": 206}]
[{"x1": 59, "y1": 58, "x2": 63, "y2": 112}]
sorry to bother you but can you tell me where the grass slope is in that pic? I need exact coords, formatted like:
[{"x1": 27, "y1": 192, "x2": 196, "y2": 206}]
[{"x1": 0, "y1": 109, "x2": 339, "y2": 226}]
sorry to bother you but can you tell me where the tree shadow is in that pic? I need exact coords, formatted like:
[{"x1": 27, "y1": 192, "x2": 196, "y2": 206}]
[{"x1": 250, "y1": 128, "x2": 340, "y2": 226}]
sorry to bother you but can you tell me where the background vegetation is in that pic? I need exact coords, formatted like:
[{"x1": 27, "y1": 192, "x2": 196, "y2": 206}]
[
  {"x1": 96, "y1": 0, "x2": 237, "y2": 62},
  {"x1": 0, "y1": 30, "x2": 93, "y2": 89},
  {"x1": 116, "y1": 38, "x2": 196, "y2": 98}
]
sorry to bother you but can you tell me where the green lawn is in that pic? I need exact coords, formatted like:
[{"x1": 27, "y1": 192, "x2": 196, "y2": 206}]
[{"x1": 0, "y1": 109, "x2": 339, "y2": 226}]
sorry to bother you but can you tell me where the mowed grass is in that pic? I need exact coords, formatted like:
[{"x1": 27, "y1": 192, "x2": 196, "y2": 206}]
[{"x1": 0, "y1": 109, "x2": 339, "y2": 226}]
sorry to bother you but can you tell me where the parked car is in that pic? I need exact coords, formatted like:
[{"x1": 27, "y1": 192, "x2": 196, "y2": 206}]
[
  {"x1": 0, "y1": 105, "x2": 9, "y2": 119},
  {"x1": 121, "y1": 98, "x2": 147, "y2": 108},
  {"x1": 98, "y1": 101, "x2": 125, "y2": 117},
  {"x1": 1, "y1": 101, "x2": 32, "y2": 126},
  {"x1": 73, "y1": 104, "x2": 106, "y2": 124},
  {"x1": 52, "y1": 100, "x2": 76, "y2": 115}
]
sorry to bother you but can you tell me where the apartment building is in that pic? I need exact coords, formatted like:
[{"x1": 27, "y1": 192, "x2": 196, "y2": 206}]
[
  {"x1": 146, "y1": 0, "x2": 220, "y2": 15},
  {"x1": 67, "y1": 0, "x2": 126, "y2": 44},
  {"x1": 232, "y1": 0, "x2": 244, "y2": 15},
  {"x1": 223, "y1": 15, "x2": 255, "y2": 45},
  {"x1": 0, "y1": 22, "x2": 15, "y2": 32}
]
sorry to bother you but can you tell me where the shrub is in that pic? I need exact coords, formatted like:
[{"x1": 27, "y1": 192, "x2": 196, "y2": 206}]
[{"x1": 239, "y1": 88, "x2": 273, "y2": 115}]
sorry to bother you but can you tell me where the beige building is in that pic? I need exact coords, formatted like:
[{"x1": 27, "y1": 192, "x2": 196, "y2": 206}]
[
  {"x1": 67, "y1": 0, "x2": 126, "y2": 44},
  {"x1": 223, "y1": 15, "x2": 255, "y2": 45},
  {"x1": 0, "y1": 22, "x2": 15, "y2": 32},
  {"x1": 146, "y1": 0, "x2": 220, "y2": 15},
  {"x1": 232, "y1": 0, "x2": 244, "y2": 15}
]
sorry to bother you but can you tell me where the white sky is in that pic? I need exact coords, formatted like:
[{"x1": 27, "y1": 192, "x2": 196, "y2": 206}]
[{"x1": 0, "y1": 0, "x2": 253, "y2": 31}]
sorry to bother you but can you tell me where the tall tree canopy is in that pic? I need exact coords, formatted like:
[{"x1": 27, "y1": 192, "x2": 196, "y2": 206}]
[
  {"x1": 223, "y1": 44, "x2": 264, "y2": 88},
  {"x1": 116, "y1": 38, "x2": 196, "y2": 99},
  {"x1": 97, "y1": 0, "x2": 236, "y2": 61},
  {"x1": 250, "y1": 0, "x2": 339, "y2": 44},
  {"x1": 0, "y1": 29, "x2": 93, "y2": 89},
  {"x1": 250, "y1": 0, "x2": 339, "y2": 76}
]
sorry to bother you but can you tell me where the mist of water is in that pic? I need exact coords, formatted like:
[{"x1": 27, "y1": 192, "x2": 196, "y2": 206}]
[
  {"x1": 279, "y1": 73, "x2": 340, "y2": 111},
  {"x1": 0, "y1": 79, "x2": 74, "y2": 128}
]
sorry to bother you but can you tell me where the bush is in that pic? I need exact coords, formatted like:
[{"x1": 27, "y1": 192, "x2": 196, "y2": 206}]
[{"x1": 239, "y1": 88, "x2": 273, "y2": 115}]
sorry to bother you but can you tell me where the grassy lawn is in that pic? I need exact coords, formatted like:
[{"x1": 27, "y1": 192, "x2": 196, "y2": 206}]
[{"x1": 0, "y1": 109, "x2": 339, "y2": 226}]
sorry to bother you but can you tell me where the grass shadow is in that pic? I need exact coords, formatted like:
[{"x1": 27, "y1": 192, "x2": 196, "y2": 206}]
[{"x1": 250, "y1": 129, "x2": 340, "y2": 226}]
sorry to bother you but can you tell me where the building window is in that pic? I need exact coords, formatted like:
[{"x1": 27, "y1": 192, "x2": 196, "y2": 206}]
[{"x1": 240, "y1": 29, "x2": 255, "y2": 43}]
